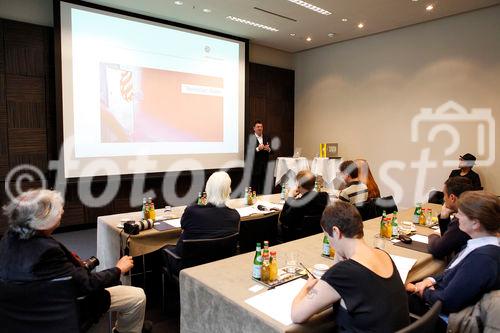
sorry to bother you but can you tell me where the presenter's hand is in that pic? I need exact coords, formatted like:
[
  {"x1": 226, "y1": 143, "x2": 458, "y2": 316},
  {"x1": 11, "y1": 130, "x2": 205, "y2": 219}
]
[
  {"x1": 264, "y1": 144, "x2": 271, "y2": 152},
  {"x1": 257, "y1": 144, "x2": 265, "y2": 151},
  {"x1": 116, "y1": 255, "x2": 134, "y2": 274}
]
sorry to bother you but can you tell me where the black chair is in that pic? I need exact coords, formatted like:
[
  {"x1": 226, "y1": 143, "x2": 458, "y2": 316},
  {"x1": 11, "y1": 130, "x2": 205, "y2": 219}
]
[
  {"x1": 0, "y1": 276, "x2": 81, "y2": 333},
  {"x1": 355, "y1": 199, "x2": 377, "y2": 221},
  {"x1": 160, "y1": 232, "x2": 239, "y2": 310},
  {"x1": 396, "y1": 301, "x2": 443, "y2": 333},
  {"x1": 281, "y1": 214, "x2": 322, "y2": 242},
  {"x1": 428, "y1": 190, "x2": 444, "y2": 205},
  {"x1": 375, "y1": 195, "x2": 398, "y2": 216},
  {"x1": 238, "y1": 214, "x2": 279, "y2": 253}
]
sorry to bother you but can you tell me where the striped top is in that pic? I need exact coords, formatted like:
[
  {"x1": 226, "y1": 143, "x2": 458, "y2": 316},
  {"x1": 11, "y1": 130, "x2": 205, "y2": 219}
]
[{"x1": 339, "y1": 181, "x2": 369, "y2": 205}]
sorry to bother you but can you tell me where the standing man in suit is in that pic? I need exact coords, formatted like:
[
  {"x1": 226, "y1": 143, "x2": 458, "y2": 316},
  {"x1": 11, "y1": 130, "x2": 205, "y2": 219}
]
[{"x1": 249, "y1": 120, "x2": 271, "y2": 194}]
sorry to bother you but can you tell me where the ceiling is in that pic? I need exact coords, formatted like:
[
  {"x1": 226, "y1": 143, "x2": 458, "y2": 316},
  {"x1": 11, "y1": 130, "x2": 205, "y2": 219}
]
[{"x1": 86, "y1": 0, "x2": 500, "y2": 53}]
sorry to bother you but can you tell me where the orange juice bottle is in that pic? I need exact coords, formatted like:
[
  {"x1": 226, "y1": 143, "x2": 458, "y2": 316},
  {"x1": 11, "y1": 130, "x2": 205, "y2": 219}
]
[{"x1": 269, "y1": 251, "x2": 278, "y2": 282}]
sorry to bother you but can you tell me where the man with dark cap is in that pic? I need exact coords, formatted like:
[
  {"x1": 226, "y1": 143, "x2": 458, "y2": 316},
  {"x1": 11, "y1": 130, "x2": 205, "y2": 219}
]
[{"x1": 448, "y1": 153, "x2": 482, "y2": 190}]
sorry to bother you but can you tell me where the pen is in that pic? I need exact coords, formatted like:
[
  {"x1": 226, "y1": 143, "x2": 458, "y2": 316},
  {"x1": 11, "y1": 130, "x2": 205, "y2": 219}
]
[{"x1": 299, "y1": 262, "x2": 317, "y2": 279}]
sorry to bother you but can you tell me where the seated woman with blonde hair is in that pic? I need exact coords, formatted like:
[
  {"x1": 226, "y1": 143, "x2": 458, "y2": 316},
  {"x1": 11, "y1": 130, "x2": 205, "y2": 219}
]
[
  {"x1": 354, "y1": 159, "x2": 380, "y2": 200},
  {"x1": 291, "y1": 201, "x2": 409, "y2": 332}
]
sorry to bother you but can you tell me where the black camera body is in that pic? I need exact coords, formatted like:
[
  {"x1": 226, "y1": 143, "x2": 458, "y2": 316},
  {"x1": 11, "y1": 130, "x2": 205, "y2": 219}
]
[
  {"x1": 123, "y1": 219, "x2": 154, "y2": 235},
  {"x1": 81, "y1": 256, "x2": 100, "y2": 271}
]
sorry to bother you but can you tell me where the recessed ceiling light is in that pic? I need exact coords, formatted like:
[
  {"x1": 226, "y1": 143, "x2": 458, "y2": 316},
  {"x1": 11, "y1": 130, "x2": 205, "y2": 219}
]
[
  {"x1": 328, "y1": 33, "x2": 335, "y2": 38},
  {"x1": 226, "y1": 16, "x2": 279, "y2": 32},
  {"x1": 174, "y1": 1, "x2": 183, "y2": 5},
  {"x1": 287, "y1": 0, "x2": 332, "y2": 15},
  {"x1": 426, "y1": 4, "x2": 434, "y2": 11},
  {"x1": 203, "y1": 8, "x2": 211, "y2": 13},
  {"x1": 306, "y1": 36, "x2": 312, "y2": 42},
  {"x1": 290, "y1": 33, "x2": 296, "y2": 36},
  {"x1": 341, "y1": 18, "x2": 348, "y2": 22},
  {"x1": 412, "y1": 0, "x2": 419, "y2": 2},
  {"x1": 357, "y1": 23, "x2": 364, "y2": 28}
]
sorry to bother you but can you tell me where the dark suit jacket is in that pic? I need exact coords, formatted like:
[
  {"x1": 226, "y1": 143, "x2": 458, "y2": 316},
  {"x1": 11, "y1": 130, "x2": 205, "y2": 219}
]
[
  {"x1": 248, "y1": 134, "x2": 271, "y2": 177},
  {"x1": 428, "y1": 215, "x2": 470, "y2": 260},
  {"x1": 449, "y1": 169, "x2": 482, "y2": 190},
  {"x1": 0, "y1": 231, "x2": 120, "y2": 321},
  {"x1": 174, "y1": 203, "x2": 240, "y2": 255},
  {"x1": 279, "y1": 191, "x2": 330, "y2": 229}
]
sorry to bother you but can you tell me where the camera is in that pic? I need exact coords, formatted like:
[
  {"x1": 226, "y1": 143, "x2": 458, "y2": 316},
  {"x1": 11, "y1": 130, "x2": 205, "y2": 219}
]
[
  {"x1": 123, "y1": 219, "x2": 154, "y2": 235},
  {"x1": 81, "y1": 256, "x2": 100, "y2": 271}
]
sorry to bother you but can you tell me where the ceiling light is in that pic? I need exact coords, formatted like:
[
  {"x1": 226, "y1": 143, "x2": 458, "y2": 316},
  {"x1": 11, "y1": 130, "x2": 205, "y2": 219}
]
[
  {"x1": 341, "y1": 18, "x2": 348, "y2": 22},
  {"x1": 328, "y1": 33, "x2": 335, "y2": 37},
  {"x1": 287, "y1": 0, "x2": 332, "y2": 15},
  {"x1": 290, "y1": 33, "x2": 296, "y2": 36},
  {"x1": 412, "y1": 0, "x2": 419, "y2": 2},
  {"x1": 174, "y1": 1, "x2": 183, "y2": 5},
  {"x1": 203, "y1": 8, "x2": 211, "y2": 13},
  {"x1": 357, "y1": 23, "x2": 364, "y2": 28},
  {"x1": 306, "y1": 36, "x2": 312, "y2": 42},
  {"x1": 426, "y1": 4, "x2": 434, "y2": 11},
  {"x1": 226, "y1": 16, "x2": 279, "y2": 32}
]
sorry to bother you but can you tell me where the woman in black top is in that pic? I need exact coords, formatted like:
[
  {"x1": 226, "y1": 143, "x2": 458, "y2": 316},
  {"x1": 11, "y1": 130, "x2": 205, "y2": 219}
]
[{"x1": 291, "y1": 202, "x2": 409, "y2": 332}]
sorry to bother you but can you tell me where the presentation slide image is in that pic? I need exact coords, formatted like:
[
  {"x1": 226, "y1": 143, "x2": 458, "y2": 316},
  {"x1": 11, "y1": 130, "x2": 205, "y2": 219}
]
[{"x1": 100, "y1": 62, "x2": 224, "y2": 143}]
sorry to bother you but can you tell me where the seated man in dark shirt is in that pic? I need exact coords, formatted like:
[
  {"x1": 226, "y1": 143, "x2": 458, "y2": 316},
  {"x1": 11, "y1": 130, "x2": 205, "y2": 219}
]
[
  {"x1": 428, "y1": 177, "x2": 473, "y2": 260},
  {"x1": 448, "y1": 153, "x2": 482, "y2": 190},
  {"x1": 279, "y1": 170, "x2": 329, "y2": 240}
]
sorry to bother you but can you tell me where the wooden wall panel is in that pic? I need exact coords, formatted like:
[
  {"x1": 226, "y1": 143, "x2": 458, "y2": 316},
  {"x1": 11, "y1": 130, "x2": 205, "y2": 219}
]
[
  {"x1": 248, "y1": 63, "x2": 294, "y2": 160},
  {"x1": 3, "y1": 20, "x2": 46, "y2": 76}
]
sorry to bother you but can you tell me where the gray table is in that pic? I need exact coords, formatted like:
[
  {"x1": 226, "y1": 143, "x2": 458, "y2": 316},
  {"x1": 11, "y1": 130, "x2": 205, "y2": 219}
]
[{"x1": 180, "y1": 204, "x2": 445, "y2": 333}]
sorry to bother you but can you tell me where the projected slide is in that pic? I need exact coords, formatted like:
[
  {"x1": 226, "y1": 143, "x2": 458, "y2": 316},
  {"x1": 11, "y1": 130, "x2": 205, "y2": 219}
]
[
  {"x1": 100, "y1": 63, "x2": 224, "y2": 143},
  {"x1": 59, "y1": 1, "x2": 246, "y2": 177}
]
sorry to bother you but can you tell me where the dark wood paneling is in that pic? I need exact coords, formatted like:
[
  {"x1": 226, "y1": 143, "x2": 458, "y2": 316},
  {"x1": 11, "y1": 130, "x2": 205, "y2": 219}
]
[
  {"x1": 0, "y1": 73, "x2": 7, "y2": 177},
  {"x1": 248, "y1": 63, "x2": 294, "y2": 160},
  {"x1": 0, "y1": 22, "x2": 4, "y2": 72},
  {"x1": 4, "y1": 20, "x2": 46, "y2": 76},
  {"x1": 5, "y1": 74, "x2": 45, "y2": 102}
]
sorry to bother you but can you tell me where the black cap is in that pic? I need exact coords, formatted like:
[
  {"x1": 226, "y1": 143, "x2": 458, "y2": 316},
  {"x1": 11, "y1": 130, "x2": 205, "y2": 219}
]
[{"x1": 460, "y1": 153, "x2": 476, "y2": 161}]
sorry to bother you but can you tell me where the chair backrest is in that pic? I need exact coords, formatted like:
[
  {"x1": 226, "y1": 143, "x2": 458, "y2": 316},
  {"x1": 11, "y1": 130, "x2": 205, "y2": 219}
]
[
  {"x1": 0, "y1": 276, "x2": 80, "y2": 333},
  {"x1": 355, "y1": 199, "x2": 377, "y2": 221},
  {"x1": 428, "y1": 190, "x2": 444, "y2": 205},
  {"x1": 375, "y1": 195, "x2": 398, "y2": 216},
  {"x1": 296, "y1": 214, "x2": 323, "y2": 238},
  {"x1": 396, "y1": 301, "x2": 442, "y2": 333},
  {"x1": 181, "y1": 232, "x2": 239, "y2": 269},
  {"x1": 238, "y1": 214, "x2": 279, "y2": 253}
]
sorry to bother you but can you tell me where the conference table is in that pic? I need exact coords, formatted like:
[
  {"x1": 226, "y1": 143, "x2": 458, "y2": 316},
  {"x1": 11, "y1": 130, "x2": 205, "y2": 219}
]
[
  {"x1": 179, "y1": 203, "x2": 444, "y2": 333},
  {"x1": 96, "y1": 194, "x2": 282, "y2": 280}
]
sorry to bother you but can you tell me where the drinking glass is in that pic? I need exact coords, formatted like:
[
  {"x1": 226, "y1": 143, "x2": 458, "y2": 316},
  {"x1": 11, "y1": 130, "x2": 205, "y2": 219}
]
[{"x1": 285, "y1": 251, "x2": 299, "y2": 273}]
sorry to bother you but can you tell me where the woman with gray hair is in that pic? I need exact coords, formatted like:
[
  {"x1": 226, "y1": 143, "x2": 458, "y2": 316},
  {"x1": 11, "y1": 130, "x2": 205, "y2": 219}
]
[
  {"x1": 0, "y1": 189, "x2": 148, "y2": 333},
  {"x1": 170, "y1": 171, "x2": 240, "y2": 273}
]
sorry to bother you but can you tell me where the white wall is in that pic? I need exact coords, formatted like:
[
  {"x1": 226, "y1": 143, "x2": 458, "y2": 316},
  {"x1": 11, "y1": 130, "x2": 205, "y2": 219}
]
[{"x1": 294, "y1": 6, "x2": 500, "y2": 208}]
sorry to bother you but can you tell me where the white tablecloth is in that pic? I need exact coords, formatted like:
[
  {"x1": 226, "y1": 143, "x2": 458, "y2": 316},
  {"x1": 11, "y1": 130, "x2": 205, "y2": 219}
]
[{"x1": 274, "y1": 157, "x2": 310, "y2": 186}]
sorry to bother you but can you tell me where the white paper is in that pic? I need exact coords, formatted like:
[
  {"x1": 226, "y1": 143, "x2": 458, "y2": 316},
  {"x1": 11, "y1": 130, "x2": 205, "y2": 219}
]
[
  {"x1": 411, "y1": 234, "x2": 429, "y2": 244},
  {"x1": 248, "y1": 284, "x2": 264, "y2": 293},
  {"x1": 245, "y1": 278, "x2": 307, "y2": 326},
  {"x1": 236, "y1": 206, "x2": 261, "y2": 217},
  {"x1": 165, "y1": 218, "x2": 181, "y2": 228},
  {"x1": 390, "y1": 254, "x2": 417, "y2": 283}
]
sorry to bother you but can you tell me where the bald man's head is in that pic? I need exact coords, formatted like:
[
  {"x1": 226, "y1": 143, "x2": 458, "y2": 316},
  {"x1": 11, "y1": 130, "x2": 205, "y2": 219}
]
[{"x1": 296, "y1": 170, "x2": 316, "y2": 192}]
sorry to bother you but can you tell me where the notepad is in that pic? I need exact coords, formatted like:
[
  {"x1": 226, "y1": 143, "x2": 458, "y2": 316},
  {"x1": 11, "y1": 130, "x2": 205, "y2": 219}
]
[
  {"x1": 390, "y1": 254, "x2": 417, "y2": 283},
  {"x1": 245, "y1": 278, "x2": 306, "y2": 326}
]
